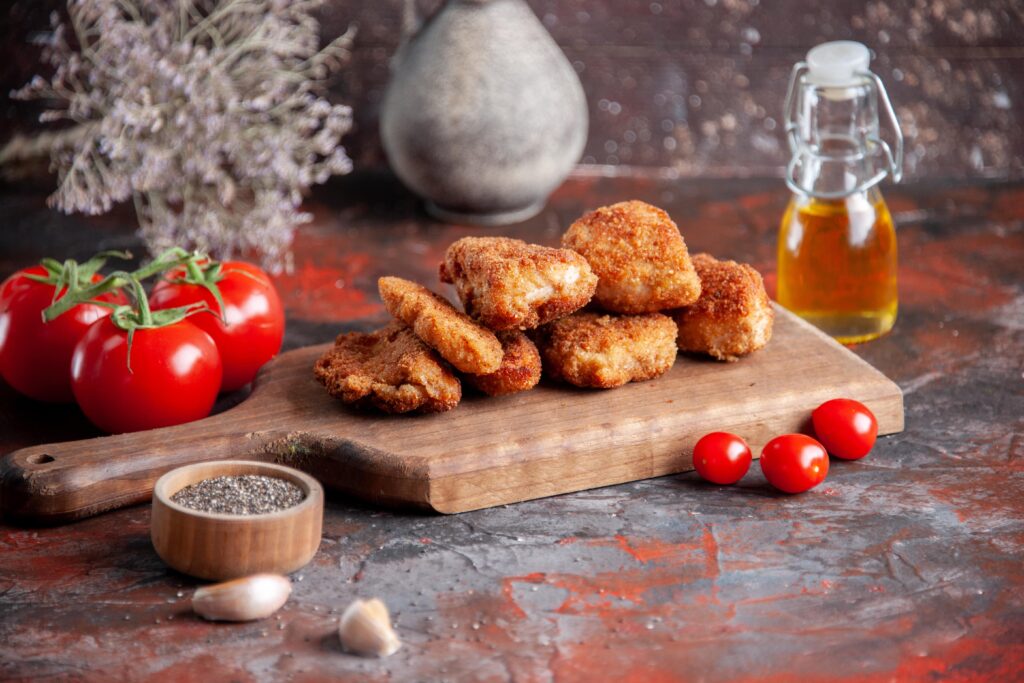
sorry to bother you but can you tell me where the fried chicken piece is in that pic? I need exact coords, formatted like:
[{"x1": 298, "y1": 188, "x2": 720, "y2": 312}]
[
  {"x1": 378, "y1": 276, "x2": 503, "y2": 375},
  {"x1": 562, "y1": 200, "x2": 702, "y2": 314},
  {"x1": 535, "y1": 312, "x2": 678, "y2": 389},
  {"x1": 439, "y1": 237, "x2": 597, "y2": 331},
  {"x1": 672, "y1": 253, "x2": 773, "y2": 362},
  {"x1": 463, "y1": 331, "x2": 542, "y2": 397},
  {"x1": 313, "y1": 322, "x2": 461, "y2": 413}
]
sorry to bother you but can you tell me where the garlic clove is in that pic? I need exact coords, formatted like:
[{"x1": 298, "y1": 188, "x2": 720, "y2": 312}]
[
  {"x1": 192, "y1": 573, "x2": 292, "y2": 622},
  {"x1": 338, "y1": 598, "x2": 402, "y2": 657}
]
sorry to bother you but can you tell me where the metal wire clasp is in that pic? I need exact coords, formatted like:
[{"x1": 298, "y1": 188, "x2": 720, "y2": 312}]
[{"x1": 783, "y1": 62, "x2": 904, "y2": 199}]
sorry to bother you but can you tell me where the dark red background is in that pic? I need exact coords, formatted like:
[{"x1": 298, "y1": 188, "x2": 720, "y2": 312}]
[
  {"x1": 4, "y1": 0, "x2": 1023, "y2": 179},
  {"x1": 1, "y1": 1, "x2": 1022, "y2": 681}
]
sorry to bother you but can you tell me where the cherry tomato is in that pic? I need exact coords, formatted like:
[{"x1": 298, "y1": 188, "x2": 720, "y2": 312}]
[
  {"x1": 760, "y1": 434, "x2": 829, "y2": 494},
  {"x1": 0, "y1": 267, "x2": 123, "y2": 403},
  {"x1": 150, "y1": 261, "x2": 284, "y2": 392},
  {"x1": 693, "y1": 432, "x2": 752, "y2": 485},
  {"x1": 70, "y1": 317, "x2": 222, "y2": 433},
  {"x1": 812, "y1": 398, "x2": 878, "y2": 460}
]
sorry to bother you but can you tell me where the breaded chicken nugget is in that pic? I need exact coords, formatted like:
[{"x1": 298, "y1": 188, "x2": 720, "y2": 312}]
[
  {"x1": 673, "y1": 253, "x2": 773, "y2": 361},
  {"x1": 463, "y1": 331, "x2": 542, "y2": 397},
  {"x1": 314, "y1": 322, "x2": 461, "y2": 413},
  {"x1": 535, "y1": 312, "x2": 677, "y2": 389},
  {"x1": 439, "y1": 237, "x2": 597, "y2": 330},
  {"x1": 562, "y1": 200, "x2": 702, "y2": 314},
  {"x1": 379, "y1": 276, "x2": 503, "y2": 375}
]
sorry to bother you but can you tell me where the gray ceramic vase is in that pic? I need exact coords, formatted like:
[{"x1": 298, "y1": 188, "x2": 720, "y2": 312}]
[{"x1": 380, "y1": 0, "x2": 588, "y2": 225}]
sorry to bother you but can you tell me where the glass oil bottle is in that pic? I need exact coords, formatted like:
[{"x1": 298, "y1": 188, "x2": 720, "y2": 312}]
[{"x1": 778, "y1": 41, "x2": 904, "y2": 344}]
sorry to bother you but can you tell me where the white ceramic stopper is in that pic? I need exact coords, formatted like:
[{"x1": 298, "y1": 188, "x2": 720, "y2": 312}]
[{"x1": 806, "y1": 41, "x2": 871, "y2": 87}]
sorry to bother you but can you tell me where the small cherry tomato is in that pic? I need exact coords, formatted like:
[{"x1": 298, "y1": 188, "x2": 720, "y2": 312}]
[
  {"x1": 812, "y1": 398, "x2": 878, "y2": 460},
  {"x1": 0, "y1": 267, "x2": 124, "y2": 403},
  {"x1": 760, "y1": 434, "x2": 829, "y2": 494},
  {"x1": 693, "y1": 432, "x2": 752, "y2": 485},
  {"x1": 150, "y1": 261, "x2": 284, "y2": 392},
  {"x1": 71, "y1": 317, "x2": 222, "y2": 433}
]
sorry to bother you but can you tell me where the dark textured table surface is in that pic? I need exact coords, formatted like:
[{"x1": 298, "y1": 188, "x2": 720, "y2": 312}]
[{"x1": 1, "y1": 172, "x2": 1022, "y2": 682}]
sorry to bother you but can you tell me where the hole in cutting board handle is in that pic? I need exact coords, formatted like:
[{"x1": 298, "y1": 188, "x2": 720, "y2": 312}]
[{"x1": 26, "y1": 453, "x2": 55, "y2": 465}]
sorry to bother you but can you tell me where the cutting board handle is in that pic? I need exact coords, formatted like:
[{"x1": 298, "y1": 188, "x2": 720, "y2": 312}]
[
  {"x1": 0, "y1": 405, "x2": 286, "y2": 524},
  {"x1": 0, "y1": 344, "x2": 334, "y2": 525}
]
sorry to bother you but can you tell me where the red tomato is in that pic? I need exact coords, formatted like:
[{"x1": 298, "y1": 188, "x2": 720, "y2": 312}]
[
  {"x1": 0, "y1": 267, "x2": 39, "y2": 309},
  {"x1": 760, "y1": 434, "x2": 829, "y2": 494},
  {"x1": 693, "y1": 432, "x2": 752, "y2": 485},
  {"x1": 812, "y1": 398, "x2": 878, "y2": 460},
  {"x1": 0, "y1": 267, "x2": 123, "y2": 403},
  {"x1": 150, "y1": 261, "x2": 284, "y2": 392},
  {"x1": 70, "y1": 317, "x2": 222, "y2": 433}
]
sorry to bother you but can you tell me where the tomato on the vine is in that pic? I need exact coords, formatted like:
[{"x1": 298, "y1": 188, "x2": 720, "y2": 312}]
[
  {"x1": 0, "y1": 267, "x2": 38, "y2": 309},
  {"x1": 760, "y1": 434, "x2": 829, "y2": 494},
  {"x1": 150, "y1": 261, "x2": 284, "y2": 392},
  {"x1": 0, "y1": 266, "x2": 124, "y2": 402},
  {"x1": 812, "y1": 398, "x2": 878, "y2": 460},
  {"x1": 693, "y1": 432, "x2": 752, "y2": 485},
  {"x1": 71, "y1": 316, "x2": 222, "y2": 434}
]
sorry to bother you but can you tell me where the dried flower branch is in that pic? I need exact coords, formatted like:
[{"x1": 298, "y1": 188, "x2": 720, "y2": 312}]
[{"x1": 4, "y1": 0, "x2": 355, "y2": 271}]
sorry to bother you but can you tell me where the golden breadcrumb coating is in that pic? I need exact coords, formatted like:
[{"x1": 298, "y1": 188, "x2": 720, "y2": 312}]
[
  {"x1": 535, "y1": 312, "x2": 678, "y2": 389},
  {"x1": 672, "y1": 253, "x2": 773, "y2": 362},
  {"x1": 463, "y1": 331, "x2": 542, "y2": 397},
  {"x1": 313, "y1": 322, "x2": 461, "y2": 413},
  {"x1": 439, "y1": 237, "x2": 597, "y2": 330},
  {"x1": 378, "y1": 276, "x2": 503, "y2": 375},
  {"x1": 562, "y1": 200, "x2": 701, "y2": 313}
]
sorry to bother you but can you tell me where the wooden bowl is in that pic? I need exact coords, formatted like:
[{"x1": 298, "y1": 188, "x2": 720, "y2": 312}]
[{"x1": 151, "y1": 460, "x2": 323, "y2": 581}]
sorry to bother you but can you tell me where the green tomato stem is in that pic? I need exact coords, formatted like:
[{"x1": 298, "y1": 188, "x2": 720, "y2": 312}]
[{"x1": 127, "y1": 276, "x2": 154, "y2": 327}]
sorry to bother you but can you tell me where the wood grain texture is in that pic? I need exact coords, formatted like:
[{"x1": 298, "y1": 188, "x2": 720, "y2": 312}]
[
  {"x1": 150, "y1": 461, "x2": 323, "y2": 581},
  {"x1": 0, "y1": 305, "x2": 903, "y2": 524},
  {"x1": 3, "y1": 1, "x2": 1022, "y2": 180}
]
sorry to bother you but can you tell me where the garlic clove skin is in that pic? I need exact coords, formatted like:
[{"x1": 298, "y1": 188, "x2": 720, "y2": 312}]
[
  {"x1": 338, "y1": 598, "x2": 402, "y2": 657},
  {"x1": 192, "y1": 574, "x2": 292, "y2": 622}
]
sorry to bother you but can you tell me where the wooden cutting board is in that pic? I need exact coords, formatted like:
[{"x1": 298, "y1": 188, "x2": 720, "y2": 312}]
[{"x1": 0, "y1": 306, "x2": 903, "y2": 524}]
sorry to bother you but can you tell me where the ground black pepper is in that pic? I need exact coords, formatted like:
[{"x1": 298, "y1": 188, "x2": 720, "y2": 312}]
[{"x1": 171, "y1": 475, "x2": 305, "y2": 515}]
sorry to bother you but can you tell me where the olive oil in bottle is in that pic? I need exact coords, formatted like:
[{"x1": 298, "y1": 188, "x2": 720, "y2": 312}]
[
  {"x1": 778, "y1": 41, "x2": 904, "y2": 344},
  {"x1": 778, "y1": 190, "x2": 898, "y2": 344}
]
